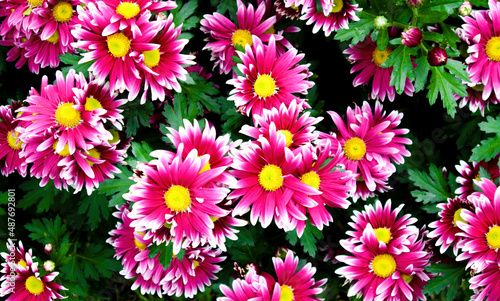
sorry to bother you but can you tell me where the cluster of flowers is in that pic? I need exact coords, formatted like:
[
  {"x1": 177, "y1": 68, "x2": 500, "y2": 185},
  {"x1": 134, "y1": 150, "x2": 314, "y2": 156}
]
[
  {"x1": 219, "y1": 250, "x2": 326, "y2": 300},
  {"x1": 0, "y1": 0, "x2": 194, "y2": 102},
  {"x1": 0, "y1": 69, "x2": 129, "y2": 194},
  {"x1": 335, "y1": 200, "x2": 432, "y2": 301},
  {"x1": 0, "y1": 240, "x2": 67, "y2": 300},
  {"x1": 429, "y1": 155, "x2": 500, "y2": 299}
]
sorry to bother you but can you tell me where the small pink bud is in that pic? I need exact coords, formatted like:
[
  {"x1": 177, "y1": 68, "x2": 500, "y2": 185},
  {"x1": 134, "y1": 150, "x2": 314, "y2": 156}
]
[
  {"x1": 401, "y1": 27, "x2": 423, "y2": 48},
  {"x1": 406, "y1": 0, "x2": 424, "y2": 7},
  {"x1": 427, "y1": 47, "x2": 448, "y2": 66},
  {"x1": 44, "y1": 243, "x2": 54, "y2": 254},
  {"x1": 459, "y1": 1, "x2": 472, "y2": 17},
  {"x1": 43, "y1": 260, "x2": 55, "y2": 272}
]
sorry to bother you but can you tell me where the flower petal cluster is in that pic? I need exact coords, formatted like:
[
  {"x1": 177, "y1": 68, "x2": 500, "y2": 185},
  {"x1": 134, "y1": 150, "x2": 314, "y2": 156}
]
[
  {"x1": 455, "y1": 155, "x2": 500, "y2": 200},
  {"x1": 301, "y1": 0, "x2": 361, "y2": 37},
  {"x1": 0, "y1": 101, "x2": 28, "y2": 177}
]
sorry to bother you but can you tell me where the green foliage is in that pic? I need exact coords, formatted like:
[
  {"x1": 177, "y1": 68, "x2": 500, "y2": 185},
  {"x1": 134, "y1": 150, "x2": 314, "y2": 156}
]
[
  {"x1": 335, "y1": 11, "x2": 375, "y2": 44},
  {"x1": 172, "y1": 0, "x2": 200, "y2": 31},
  {"x1": 409, "y1": 164, "x2": 453, "y2": 213},
  {"x1": 424, "y1": 262, "x2": 468, "y2": 301},
  {"x1": 59, "y1": 53, "x2": 93, "y2": 77},
  {"x1": 470, "y1": 116, "x2": 500, "y2": 162},
  {"x1": 285, "y1": 221, "x2": 324, "y2": 257},
  {"x1": 18, "y1": 179, "x2": 68, "y2": 213},
  {"x1": 382, "y1": 45, "x2": 417, "y2": 94},
  {"x1": 426, "y1": 65, "x2": 467, "y2": 118},
  {"x1": 78, "y1": 192, "x2": 111, "y2": 230},
  {"x1": 122, "y1": 101, "x2": 155, "y2": 137},
  {"x1": 99, "y1": 165, "x2": 134, "y2": 208},
  {"x1": 148, "y1": 242, "x2": 185, "y2": 269}
]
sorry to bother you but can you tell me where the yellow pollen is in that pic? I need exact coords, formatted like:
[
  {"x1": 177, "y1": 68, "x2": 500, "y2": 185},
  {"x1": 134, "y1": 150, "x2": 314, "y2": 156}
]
[
  {"x1": 258, "y1": 164, "x2": 284, "y2": 191},
  {"x1": 210, "y1": 216, "x2": 219, "y2": 222},
  {"x1": 372, "y1": 254, "x2": 397, "y2": 278},
  {"x1": 143, "y1": 49, "x2": 161, "y2": 68},
  {"x1": 116, "y1": 2, "x2": 141, "y2": 19},
  {"x1": 53, "y1": 141, "x2": 71, "y2": 156},
  {"x1": 55, "y1": 103, "x2": 81, "y2": 128},
  {"x1": 402, "y1": 273, "x2": 414, "y2": 284},
  {"x1": 475, "y1": 174, "x2": 481, "y2": 182},
  {"x1": 278, "y1": 130, "x2": 293, "y2": 147},
  {"x1": 486, "y1": 37, "x2": 500, "y2": 62},
  {"x1": 46, "y1": 30, "x2": 59, "y2": 44},
  {"x1": 453, "y1": 208, "x2": 467, "y2": 227},
  {"x1": 85, "y1": 97, "x2": 103, "y2": 111},
  {"x1": 25, "y1": 276, "x2": 44, "y2": 295},
  {"x1": 85, "y1": 148, "x2": 101, "y2": 166},
  {"x1": 372, "y1": 47, "x2": 392, "y2": 66},
  {"x1": 279, "y1": 285, "x2": 294, "y2": 301},
  {"x1": 291, "y1": 4, "x2": 299, "y2": 10},
  {"x1": 18, "y1": 260, "x2": 27, "y2": 269},
  {"x1": 52, "y1": 1, "x2": 73, "y2": 23},
  {"x1": 134, "y1": 238, "x2": 147, "y2": 251},
  {"x1": 27, "y1": 0, "x2": 44, "y2": 7},
  {"x1": 193, "y1": 260, "x2": 200, "y2": 269},
  {"x1": 343, "y1": 137, "x2": 366, "y2": 161},
  {"x1": 231, "y1": 29, "x2": 253, "y2": 48},
  {"x1": 487, "y1": 226, "x2": 500, "y2": 249},
  {"x1": 254, "y1": 74, "x2": 276, "y2": 98},
  {"x1": 163, "y1": 222, "x2": 172, "y2": 229},
  {"x1": 108, "y1": 129, "x2": 120, "y2": 144},
  {"x1": 164, "y1": 185, "x2": 191, "y2": 212},
  {"x1": 199, "y1": 161, "x2": 211, "y2": 174},
  {"x1": 331, "y1": 0, "x2": 344, "y2": 13},
  {"x1": 301, "y1": 171, "x2": 321, "y2": 190},
  {"x1": 472, "y1": 84, "x2": 484, "y2": 92},
  {"x1": 7, "y1": 130, "x2": 22, "y2": 150},
  {"x1": 264, "y1": 25, "x2": 276, "y2": 34},
  {"x1": 374, "y1": 227, "x2": 392, "y2": 244},
  {"x1": 107, "y1": 33, "x2": 131, "y2": 58}
]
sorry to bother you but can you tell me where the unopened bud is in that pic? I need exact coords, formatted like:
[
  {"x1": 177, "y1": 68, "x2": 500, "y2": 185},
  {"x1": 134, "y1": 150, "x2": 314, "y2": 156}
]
[
  {"x1": 458, "y1": 1, "x2": 472, "y2": 17},
  {"x1": 401, "y1": 27, "x2": 423, "y2": 48},
  {"x1": 44, "y1": 243, "x2": 54, "y2": 254},
  {"x1": 43, "y1": 260, "x2": 55, "y2": 272},
  {"x1": 406, "y1": 0, "x2": 424, "y2": 7},
  {"x1": 427, "y1": 46, "x2": 448, "y2": 66},
  {"x1": 374, "y1": 16, "x2": 388, "y2": 30}
]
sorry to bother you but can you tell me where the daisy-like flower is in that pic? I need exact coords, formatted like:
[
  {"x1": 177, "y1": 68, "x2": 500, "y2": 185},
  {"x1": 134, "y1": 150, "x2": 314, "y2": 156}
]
[
  {"x1": 275, "y1": 0, "x2": 312, "y2": 19},
  {"x1": 227, "y1": 35, "x2": 314, "y2": 117},
  {"x1": 0, "y1": 102, "x2": 27, "y2": 177},
  {"x1": 461, "y1": 0, "x2": 500, "y2": 100},
  {"x1": 161, "y1": 244, "x2": 225, "y2": 298},
  {"x1": 344, "y1": 32, "x2": 415, "y2": 101},
  {"x1": 0, "y1": 239, "x2": 33, "y2": 296},
  {"x1": 240, "y1": 99, "x2": 322, "y2": 152},
  {"x1": 469, "y1": 261, "x2": 500, "y2": 301},
  {"x1": 30, "y1": 0, "x2": 79, "y2": 47},
  {"x1": 459, "y1": 83, "x2": 500, "y2": 115},
  {"x1": 17, "y1": 69, "x2": 108, "y2": 155},
  {"x1": 301, "y1": 0, "x2": 361, "y2": 37},
  {"x1": 325, "y1": 101, "x2": 412, "y2": 199},
  {"x1": 72, "y1": 1, "x2": 162, "y2": 100},
  {"x1": 455, "y1": 156, "x2": 500, "y2": 199},
  {"x1": 126, "y1": 146, "x2": 231, "y2": 254},
  {"x1": 0, "y1": 0, "x2": 44, "y2": 36},
  {"x1": 456, "y1": 178, "x2": 500, "y2": 270},
  {"x1": 428, "y1": 197, "x2": 475, "y2": 256},
  {"x1": 218, "y1": 265, "x2": 266, "y2": 300},
  {"x1": 136, "y1": 14, "x2": 195, "y2": 102},
  {"x1": 200, "y1": 0, "x2": 277, "y2": 74},
  {"x1": 22, "y1": 30, "x2": 76, "y2": 71},
  {"x1": 229, "y1": 123, "x2": 320, "y2": 230}
]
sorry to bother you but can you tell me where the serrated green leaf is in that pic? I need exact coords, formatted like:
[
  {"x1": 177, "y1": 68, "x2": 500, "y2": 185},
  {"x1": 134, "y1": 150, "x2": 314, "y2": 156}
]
[
  {"x1": 424, "y1": 262, "x2": 467, "y2": 299},
  {"x1": 426, "y1": 66, "x2": 467, "y2": 117},
  {"x1": 470, "y1": 136, "x2": 500, "y2": 162},
  {"x1": 377, "y1": 28, "x2": 388, "y2": 51},
  {"x1": 445, "y1": 59, "x2": 470, "y2": 83},
  {"x1": 78, "y1": 193, "x2": 110, "y2": 230},
  {"x1": 25, "y1": 215, "x2": 67, "y2": 245},
  {"x1": 409, "y1": 164, "x2": 452, "y2": 204},
  {"x1": 173, "y1": 0, "x2": 198, "y2": 28},
  {"x1": 99, "y1": 164, "x2": 134, "y2": 208},
  {"x1": 414, "y1": 55, "x2": 430, "y2": 93},
  {"x1": 422, "y1": 31, "x2": 444, "y2": 43},
  {"x1": 478, "y1": 116, "x2": 500, "y2": 134},
  {"x1": 381, "y1": 45, "x2": 417, "y2": 94},
  {"x1": 18, "y1": 180, "x2": 64, "y2": 213},
  {"x1": 123, "y1": 101, "x2": 154, "y2": 137},
  {"x1": 441, "y1": 22, "x2": 461, "y2": 50},
  {"x1": 130, "y1": 141, "x2": 154, "y2": 164},
  {"x1": 0, "y1": 191, "x2": 7, "y2": 216},
  {"x1": 335, "y1": 11, "x2": 375, "y2": 44}
]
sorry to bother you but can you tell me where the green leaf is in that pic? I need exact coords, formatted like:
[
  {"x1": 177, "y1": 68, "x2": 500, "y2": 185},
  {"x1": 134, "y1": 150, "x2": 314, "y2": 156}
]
[
  {"x1": 409, "y1": 164, "x2": 452, "y2": 205},
  {"x1": 422, "y1": 31, "x2": 444, "y2": 43},
  {"x1": 122, "y1": 101, "x2": 155, "y2": 137},
  {"x1": 478, "y1": 116, "x2": 500, "y2": 134},
  {"x1": 59, "y1": 53, "x2": 93, "y2": 78},
  {"x1": 148, "y1": 242, "x2": 180, "y2": 269},
  {"x1": 426, "y1": 66, "x2": 467, "y2": 117},
  {"x1": 470, "y1": 136, "x2": 500, "y2": 162},
  {"x1": 376, "y1": 28, "x2": 388, "y2": 51},
  {"x1": 172, "y1": 0, "x2": 198, "y2": 29},
  {"x1": 78, "y1": 193, "x2": 111, "y2": 230},
  {"x1": 129, "y1": 141, "x2": 154, "y2": 165},
  {"x1": 441, "y1": 22, "x2": 461, "y2": 51},
  {"x1": 424, "y1": 262, "x2": 467, "y2": 300},
  {"x1": 18, "y1": 180, "x2": 66, "y2": 213},
  {"x1": 99, "y1": 164, "x2": 134, "y2": 208},
  {"x1": 25, "y1": 215, "x2": 67, "y2": 245},
  {"x1": 335, "y1": 11, "x2": 375, "y2": 44},
  {"x1": 381, "y1": 45, "x2": 417, "y2": 94},
  {"x1": 418, "y1": 10, "x2": 448, "y2": 23},
  {"x1": 0, "y1": 191, "x2": 7, "y2": 216},
  {"x1": 445, "y1": 59, "x2": 470, "y2": 83},
  {"x1": 286, "y1": 221, "x2": 323, "y2": 257},
  {"x1": 413, "y1": 55, "x2": 430, "y2": 93}
]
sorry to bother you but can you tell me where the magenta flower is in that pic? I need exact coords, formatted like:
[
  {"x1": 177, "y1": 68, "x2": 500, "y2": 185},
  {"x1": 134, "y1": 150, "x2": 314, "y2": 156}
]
[
  {"x1": 0, "y1": 102, "x2": 27, "y2": 177},
  {"x1": 301, "y1": 0, "x2": 361, "y2": 37},
  {"x1": 427, "y1": 46, "x2": 448, "y2": 66},
  {"x1": 459, "y1": 83, "x2": 500, "y2": 115},
  {"x1": 455, "y1": 156, "x2": 500, "y2": 200},
  {"x1": 227, "y1": 35, "x2": 314, "y2": 117},
  {"x1": 200, "y1": 0, "x2": 277, "y2": 74},
  {"x1": 469, "y1": 261, "x2": 500, "y2": 301},
  {"x1": 401, "y1": 27, "x2": 423, "y2": 48},
  {"x1": 30, "y1": 0, "x2": 79, "y2": 46}
]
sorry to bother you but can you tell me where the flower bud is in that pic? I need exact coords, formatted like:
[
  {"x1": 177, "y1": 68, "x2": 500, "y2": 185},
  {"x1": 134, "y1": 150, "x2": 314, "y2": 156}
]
[
  {"x1": 374, "y1": 16, "x2": 388, "y2": 30},
  {"x1": 44, "y1": 243, "x2": 54, "y2": 254},
  {"x1": 401, "y1": 27, "x2": 423, "y2": 48},
  {"x1": 406, "y1": 0, "x2": 424, "y2": 7},
  {"x1": 43, "y1": 260, "x2": 55, "y2": 272},
  {"x1": 427, "y1": 46, "x2": 448, "y2": 66},
  {"x1": 458, "y1": 1, "x2": 472, "y2": 17}
]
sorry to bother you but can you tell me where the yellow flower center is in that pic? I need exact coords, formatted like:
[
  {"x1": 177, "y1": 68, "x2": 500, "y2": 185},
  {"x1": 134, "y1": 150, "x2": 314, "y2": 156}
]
[
  {"x1": 301, "y1": 171, "x2": 321, "y2": 190},
  {"x1": 486, "y1": 37, "x2": 500, "y2": 62},
  {"x1": 258, "y1": 164, "x2": 283, "y2": 191},
  {"x1": 471, "y1": 84, "x2": 484, "y2": 92},
  {"x1": 278, "y1": 130, "x2": 293, "y2": 147},
  {"x1": 85, "y1": 148, "x2": 101, "y2": 166},
  {"x1": 453, "y1": 208, "x2": 467, "y2": 227},
  {"x1": 264, "y1": 25, "x2": 276, "y2": 34},
  {"x1": 53, "y1": 141, "x2": 71, "y2": 156},
  {"x1": 199, "y1": 161, "x2": 211, "y2": 174},
  {"x1": 52, "y1": 1, "x2": 73, "y2": 23},
  {"x1": 193, "y1": 260, "x2": 200, "y2": 269},
  {"x1": 374, "y1": 227, "x2": 391, "y2": 244},
  {"x1": 402, "y1": 273, "x2": 414, "y2": 284},
  {"x1": 108, "y1": 129, "x2": 120, "y2": 144},
  {"x1": 107, "y1": 33, "x2": 131, "y2": 58},
  {"x1": 134, "y1": 238, "x2": 147, "y2": 251},
  {"x1": 331, "y1": 0, "x2": 344, "y2": 13},
  {"x1": 143, "y1": 49, "x2": 161, "y2": 68},
  {"x1": 7, "y1": 130, "x2": 22, "y2": 150},
  {"x1": 25, "y1": 276, "x2": 44, "y2": 295},
  {"x1": 210, "y1": 216, "x2": 219, "y2": 222},
  {"x1": 372, "y1": 254, "x2": 397, "y2": 278},
  {"x1": 46, "y1": 30, "x2": 59, "y2": 44},
  {"x1": 343, "y1": 137, "x2": 366, "y2": 161},
  {"x1": 372, "y1": 47, "x2": 392, "y2": 66},
  {"x1": 116, "y1": 2, "x2": 141, "y2": 19},
  {"x1": 231, "y1": 29, "x2": 253, "y2": 48},
  {"x1": 28, "y1": 0, "x2": 44, "y2": 7},
  {"x1": 18, "y1": 260, "x2": 27, "y2": 269},
  {"x1": 487, "y1": 226, "x2": 500, "y2": 249},
  {"x1": 85, "y1": 97, "x2": 103, "y2": 111},
  {"x1": 164, "y1": 185, "x2": 191, "y2": 212},
  {"x1": 254, "y1": 74, "x2": 276, "y2": 98},
  {"x1": 55, "y1": 103, "x2": 81, "y2": 128},
  {"x1": 279, "y1": 285, "x2": 294, "y2": 301}
]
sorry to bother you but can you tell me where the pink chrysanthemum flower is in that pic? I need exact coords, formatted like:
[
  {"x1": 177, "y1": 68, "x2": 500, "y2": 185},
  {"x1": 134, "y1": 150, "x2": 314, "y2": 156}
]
[
  {"x1": 428, "y1": 197, "x2": 475, "y2": 256},
  {"x1": 301, "y1": 0, "x2": 361, "y2": 37},
  {"x1": 126, "y1": 147, "x2": 231, "y2": 254},
  {"x1": 336, "y1": 222, "x2": 430, "y2": 301},
  {"x1": 161, "y1": 245, "x2": 225, "y2": 298},
  {"x1": 461, "y1": 0, "x2": 500, "y2": 100},
  {"x1": 275, "y1": 0, "x2": 312, "y2": 19},
  {"x1": 71, "y1": 1, "x2": 162, "y2": 100},
  {"x1": 227, "y1": 35, "x2": 314, "y2": 117},
  {"x1": 137, "y1": 14, "x2": 195, "y2": 102},
  {"x1": 0, "y1": 0, "x2": 44, "y2": 37},
  {"x1": 229, "y1": 123, "x2": 320, "y2": 230},
  {"x1": 200, "y1": 0, "x2": 277, "y2": 74},
  {"x1": 325, "y1": 101, "x2": 411, "y2": 199},
  {"x1": 457, "y1": 178, "x2": 500, "y2": 270},
  {"x1": 240, "y1": 99, "x2": 322, "y2": 152},
  {"x1": 459, "y1": 84, "x2": 500, "y2": 115},
  {"x1": 0, "y1": 102, "x2": 27, "y2": 177},
  {"x1": 455, "y1": 156, "x2": 500, "y2": 199},
  {"x1": 17, "y1": 69, "x2": 108, "y2": 155},
  {"x1": 469, "y1": 261, "x2": 500, "y2": 301},
  {"x1": 351, "y1": 160, "x2": 394, "y2": 200},
  {"x1": 30, "y1": 0, "x2": 79, "y2": 47},
  {"x1": 218, "y1": 266, "x2": 266, "y2": 300},
  {"x1": 0, "y1": 239, "x2": 33, "y2": 294},
  {"x1": 344, "y1": 33, "x2": 415, "y2": 101},
  {"x1": 22, "y1": 30, "x2": 76, "y2": 71},
  {"x1": 267, "y1": 250, "x2": 326, "y2": 300}
]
